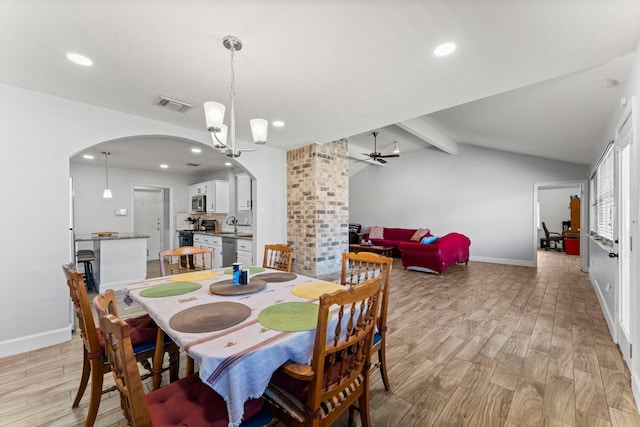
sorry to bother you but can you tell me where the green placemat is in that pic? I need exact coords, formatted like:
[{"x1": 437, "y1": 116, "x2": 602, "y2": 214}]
[
  {"x1": 224, "y1": 266, "x2": 265, "y2": 275},
  {"x1": 258, "y1": 302, "x2": 327, "y2": 332},
  {"x1": 139, "y1": 281, "x2": 202, "y2": 298}
]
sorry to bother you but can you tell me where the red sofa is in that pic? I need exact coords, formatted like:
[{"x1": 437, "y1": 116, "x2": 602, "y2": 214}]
[
  {"x1": 398, "y1": 232, "x2": 471, "y2": 274},
  {"x1": 362, "y1": 227, "x2": 427, "y2": 257}
]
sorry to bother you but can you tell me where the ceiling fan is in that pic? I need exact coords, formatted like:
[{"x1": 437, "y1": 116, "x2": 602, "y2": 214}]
[{"x1": 362, "y1": 131, "x2": 399, "y2": 164}]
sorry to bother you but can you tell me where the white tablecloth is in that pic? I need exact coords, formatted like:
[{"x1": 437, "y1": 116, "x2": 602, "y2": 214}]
[{"x1": 125, "y1": 269, "x2": 337, "y2": 427}]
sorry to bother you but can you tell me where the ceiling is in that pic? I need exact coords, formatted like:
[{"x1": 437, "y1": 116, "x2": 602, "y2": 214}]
[{"x1": 2, "y1": 1, "x2": 639, "y2": 173}]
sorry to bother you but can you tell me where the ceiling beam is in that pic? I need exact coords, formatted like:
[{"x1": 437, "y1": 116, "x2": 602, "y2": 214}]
[{"x1": 396, "y1": 117, "x2": 458, "y2": 155}]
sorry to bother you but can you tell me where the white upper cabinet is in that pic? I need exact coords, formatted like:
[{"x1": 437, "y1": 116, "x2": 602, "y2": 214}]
[
  {"x1": 204, "y1": 180, "x2": 229, "y2": 213},
  {"x1": 236, "y1": 173, "x2": 252, "y2": 212}
]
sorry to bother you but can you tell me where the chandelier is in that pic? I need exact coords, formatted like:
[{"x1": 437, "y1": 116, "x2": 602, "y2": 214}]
[{"x1": 204, "y1": 36, "x2": 268, "y2": 158}]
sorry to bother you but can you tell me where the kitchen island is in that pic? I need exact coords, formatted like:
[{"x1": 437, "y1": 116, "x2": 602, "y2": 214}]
[{"x1": 75, "y1": 233, "x2": 149, "y2": 292}]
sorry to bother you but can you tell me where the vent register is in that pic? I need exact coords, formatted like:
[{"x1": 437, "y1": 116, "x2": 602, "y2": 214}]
[{"x1": 156, "y1": 95, "x2": 202, "y2": 168}]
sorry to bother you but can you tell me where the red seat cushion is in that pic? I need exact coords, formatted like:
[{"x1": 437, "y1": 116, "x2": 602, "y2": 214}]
[
  {"x1": 147, "y1": 373, "x2": 264, "y2": 427},
  {"x1": 97, "y1": 314, "x2": 159, "y2": 354}
]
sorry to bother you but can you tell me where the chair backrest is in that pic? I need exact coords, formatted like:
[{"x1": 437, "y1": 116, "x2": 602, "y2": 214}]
[
  {"x1": 340, "y1": 251, "x2": 392, "y2": 333},
  {"x1": 541, "y1": 222, "x2": 550, "y2": 239},
  {"x1": 159, "y1": 246, "x2": 214, "y2": 276},
  {"x1": 307, "y1": 277, "x2": 381, "y2": 420},
  {"x1": 263, "y1": 244, "x2": 294, "y2": 272},
  {"x1": 99, "y1": 312, "x2": 154, "y2": 427},
  {"x1": 93, "y1": 289, "x2": 120, "y2": 320},
  {"x1": 62, "y1": 264, "x2": 102, "y2": 356}
]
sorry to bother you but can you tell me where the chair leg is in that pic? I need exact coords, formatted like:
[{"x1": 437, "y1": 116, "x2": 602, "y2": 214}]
[
  {"x1": 186, "y1": 355, "x2": 195, "y2": 376},
  {"x1": 358, "y1": 388, "x2": 372, "y2": 427},
  {"x1": 73, "y1": 352, "x2": 91, "y2": 408},
  {"x1": 378, "y1": 347, "x2": 391, "y2": 392},
  {"x1": 169, "y1": 346, "x2": 180, "y2": 383},
  {"x1": 85, "y1": 358, "x2": 105, "y2": 427}
]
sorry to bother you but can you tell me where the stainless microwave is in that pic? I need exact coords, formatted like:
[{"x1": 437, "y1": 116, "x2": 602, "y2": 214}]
[{"x1": 192, "y1": 195, "x2": 206, "y2": 213}]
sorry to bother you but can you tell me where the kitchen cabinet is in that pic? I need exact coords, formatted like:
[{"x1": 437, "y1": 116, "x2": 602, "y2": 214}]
[
  {"x1": 236, "y1": 239, "x2": 253, "y2": 267},
  {"x1": 203, "y1": 180, "x2": 229, "y2": 213},
  {"x1": 190, "y1": 183, "x2": 206, "y2": 197},
  {"x1": 193, "y1": 233, "x2": 223, "y2": 269},
  {"x1": 236, "y1": 173, "x2": 252, "y2": 212}
]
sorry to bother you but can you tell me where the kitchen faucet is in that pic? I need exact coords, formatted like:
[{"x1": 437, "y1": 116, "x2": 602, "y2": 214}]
[{"x1": 227, "y1": 216, "x2": 238, "y2": 232}]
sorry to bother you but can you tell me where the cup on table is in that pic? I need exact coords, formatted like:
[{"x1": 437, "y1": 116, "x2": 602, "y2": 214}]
[{"x1": 232, "y1": 262, "x2": 242, "y2": 285}]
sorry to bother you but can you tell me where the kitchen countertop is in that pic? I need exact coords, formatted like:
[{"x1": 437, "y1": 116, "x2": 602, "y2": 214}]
[{"x1": 75, "y1": 232, "x2": 150, "y2": 242}]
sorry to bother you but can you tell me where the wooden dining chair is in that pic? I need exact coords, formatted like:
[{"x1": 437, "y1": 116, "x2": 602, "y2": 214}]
[
  {"x1": 93, "y1": 289, "x2": 180, "y2": 390},
  {"x1": 262, "y1": 244, "x2": 294, "y2": 272},
  {"x1": 98, "y1": 312, "x2": 272, "y2": 427},
  {"x1": 341, "y1": 251, "x2": 393, "y2": 391},
  {"x1": 263, "y1": 276, "x2": 382, "y2": 427},
  {"x1": 159, "y1": 246, "x2": 214, "y2": 276},
  {"x1": 62, "y1": 264, "x2": 179, "y2": 427}
]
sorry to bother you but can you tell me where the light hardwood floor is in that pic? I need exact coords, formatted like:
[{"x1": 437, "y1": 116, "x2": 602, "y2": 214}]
[{"x1": 1, "y1": 251, "x2": 639, "y2": 426}]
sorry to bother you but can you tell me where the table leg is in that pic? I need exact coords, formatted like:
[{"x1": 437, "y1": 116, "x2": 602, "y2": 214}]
[{"x1": 153, "y1": 329, "x2": 165, "y2": 390}]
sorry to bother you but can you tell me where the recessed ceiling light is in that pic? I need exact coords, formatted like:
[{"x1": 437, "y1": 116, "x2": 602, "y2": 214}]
[
  {"x1": 225, "y1": 162, "x2": 232, "y2": 166},
  {"x1": 433, "y1": 42, "x2": 456, "y2": 57},
  {"x1": 160, "y1": 164, "x2": 169, "y2": 169},
  {"x1": 272, "y1": 120, "x2": 285, "y2": 127},
  {"x1": 82, "y1": 154, "x2": 95, "y2": 160},
  {"x1": 66, "y1": 52, "x2": 93, "y2": 66},
  {"x1": 191, "y1": 147, "x2": 202, "y2": 154}
]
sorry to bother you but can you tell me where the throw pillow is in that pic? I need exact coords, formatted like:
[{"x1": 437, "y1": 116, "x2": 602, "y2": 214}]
[
  {"x1": 410, "y1": 228, "x2": 430, "y2": 242},
  {"x1": 368, "y1": 226, "x2": 384, "y2": 239},
  {"x1": 420, "y1": 235, "x2": 438, "y2": 244}
]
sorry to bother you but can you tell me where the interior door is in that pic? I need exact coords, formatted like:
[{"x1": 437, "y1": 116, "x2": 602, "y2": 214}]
[
  {"x1": 134, "y1": 188, "x2": 164, "y2": 261},
  {"x1": 617, "y1": 103, "x2": 635, "y2": 366}
]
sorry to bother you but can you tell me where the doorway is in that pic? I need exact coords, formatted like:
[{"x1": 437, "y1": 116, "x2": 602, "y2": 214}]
[
  {"x1": 534, "y1": 181, "x2": 587, "y2": 270},
  {"x1": 133, "y1": 186, "x2": 170, "y2": 261}
]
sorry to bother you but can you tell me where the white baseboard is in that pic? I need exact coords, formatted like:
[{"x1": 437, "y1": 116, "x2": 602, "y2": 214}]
[
  {"x1": 469, "y1": 256, "x2": 535, "y2": 268},
  {"x1": 0, "y1": 326, "x2": 71, "y2": 358},
  {"x1": 589, "y1": 273, "x2": 616, "y2": 340}
]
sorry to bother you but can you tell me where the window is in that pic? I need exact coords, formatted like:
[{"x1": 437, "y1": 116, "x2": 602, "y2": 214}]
[{"x1": 589, "y1": 143, "x2": 614, "y2": 243}]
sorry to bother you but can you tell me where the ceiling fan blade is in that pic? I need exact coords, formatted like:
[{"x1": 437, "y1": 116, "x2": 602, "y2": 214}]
[
  {"x1": 376, "y1": 157, "x2": 387, "y2": 164},
  {"x1": 378, "y1": 154, "x2": 400, "y2": 158}
]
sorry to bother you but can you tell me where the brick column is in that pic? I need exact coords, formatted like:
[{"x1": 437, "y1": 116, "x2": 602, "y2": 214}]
[{"x1": 287, "y1": 139, "x2": 349, "y2": 277}]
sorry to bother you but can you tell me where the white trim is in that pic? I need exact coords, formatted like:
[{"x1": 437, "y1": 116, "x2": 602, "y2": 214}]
[
  {"x1": 469, "y1": 256, "x2": 535, "y2": 268},
  {"x1": 0, "y1": 327, "x2": 71, "y2": 358},
  {"x1": 590, "y1": 272, "x2": 617, "y2": 342}
]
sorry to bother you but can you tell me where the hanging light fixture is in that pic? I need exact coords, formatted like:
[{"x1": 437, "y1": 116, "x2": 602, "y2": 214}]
[
  {"x1": 392, "y1": 141, "x2": 400, "y2": 154},
  {"x1": 204, "y1": 36, "x2": 268, "y2": 157},
  {"x1": 102, "y1": 151, "x2": 113, "y2": 199}
]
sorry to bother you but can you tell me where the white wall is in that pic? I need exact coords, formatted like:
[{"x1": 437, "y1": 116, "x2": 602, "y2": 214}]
[
  {"x1": 0, "y1": 83, "x2": 286, "y2": 357},
  {"x1": 70, "y1": 163, "x2": 195, "y2": 250},
  {"x1": 588, "y1": 40, "x2": 640, "y2": 402},
  {"x1": 349, "y1": 144, "x2": 588, "y2": 266}
]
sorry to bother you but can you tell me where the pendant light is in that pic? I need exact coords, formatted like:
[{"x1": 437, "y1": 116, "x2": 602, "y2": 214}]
[
  {"x1": 204, "y1": 36, "x2": 268, "y2": 157},
  {"x1": 102, "y1": 151, "x2": 113, "y2": 199}
]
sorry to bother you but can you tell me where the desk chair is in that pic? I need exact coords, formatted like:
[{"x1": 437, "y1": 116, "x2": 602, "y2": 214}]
[
  {"x1": 159, "y1": 246, "x2": 214, "y2": 276},
  {"x1": 341, "y1": 251, "x2": 393, "y2": 391},
  {"x1": 98, "y1": 312, "x2": 272, "y2": 427},
  {"x1": 62, "y1": 265, "x2": 178, "y2": 427},
  {"x1": 263, "y1": 277, "x2": 382, "y2": 427},
  {"x1": 263, "y1": 244, "x2": 294, "y2": 272},
  {"x1": 542, "y1": 222, "x2": 564, "y2": 251}
]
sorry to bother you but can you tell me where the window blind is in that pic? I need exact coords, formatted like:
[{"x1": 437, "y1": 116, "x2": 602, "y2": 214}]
[{"x1": 590, "y1": 144, "x2": 614, "y2": 243}]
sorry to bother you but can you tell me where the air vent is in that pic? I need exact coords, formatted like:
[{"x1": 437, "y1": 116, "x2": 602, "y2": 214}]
[
  {"x1": 157, "y1": 96, "x2": 192, "y2": 113},
  {"x1": 186, "y1": 163, "x2": 201, "y2": 167}
]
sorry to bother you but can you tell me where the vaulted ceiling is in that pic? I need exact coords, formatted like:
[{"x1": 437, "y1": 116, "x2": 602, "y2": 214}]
[{"x1": 2, "y1": 1, "x2": 639, "y2": 173}]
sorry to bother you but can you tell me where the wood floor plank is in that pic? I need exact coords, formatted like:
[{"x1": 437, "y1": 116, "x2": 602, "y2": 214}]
[{"x1": 1, "y1": 253, "x2": 636, "y2": 427}]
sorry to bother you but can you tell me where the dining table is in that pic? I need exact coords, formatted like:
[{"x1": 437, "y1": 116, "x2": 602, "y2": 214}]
[{"x1": 124, "y1": 267, "x2": 346, "y2": 427}]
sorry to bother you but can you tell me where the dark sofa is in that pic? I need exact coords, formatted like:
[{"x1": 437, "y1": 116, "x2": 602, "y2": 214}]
[{"x1": 398, "y1": 232, "x2": 471, "y2": 274}]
